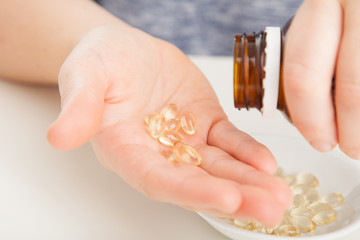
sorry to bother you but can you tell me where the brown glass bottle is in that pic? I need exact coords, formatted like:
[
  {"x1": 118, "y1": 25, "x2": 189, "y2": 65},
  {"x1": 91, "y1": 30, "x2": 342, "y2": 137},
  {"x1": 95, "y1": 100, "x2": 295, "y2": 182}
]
[{"x1": 233, "y1": 21, "x2": 292, "y2": 119}]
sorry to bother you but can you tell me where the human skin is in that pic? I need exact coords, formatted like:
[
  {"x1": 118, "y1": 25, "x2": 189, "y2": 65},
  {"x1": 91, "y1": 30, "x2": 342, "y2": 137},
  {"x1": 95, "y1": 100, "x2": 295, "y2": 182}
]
[
  {"x1": 0, "y1": 0, "x2": 358, "y2": 227},
  {"x1": 284, "y1": 0, "x2": 360, "y2": 159}
]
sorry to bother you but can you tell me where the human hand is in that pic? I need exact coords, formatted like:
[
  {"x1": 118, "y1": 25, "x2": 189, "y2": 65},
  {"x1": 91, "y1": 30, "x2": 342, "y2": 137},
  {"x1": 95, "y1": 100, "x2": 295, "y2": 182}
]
[
  {"x1": 284, "y1": 0, "x2": 360, "y2": 159},
  {"x1": 47, "y1": 25, "x2": 292, "y2": 226}
]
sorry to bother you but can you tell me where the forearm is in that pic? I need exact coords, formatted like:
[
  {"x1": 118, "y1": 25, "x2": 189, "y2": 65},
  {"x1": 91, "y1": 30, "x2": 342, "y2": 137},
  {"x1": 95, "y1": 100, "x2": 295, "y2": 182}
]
[{"x1": 0, "y1": 0, "x2": 126, "y2": 84}]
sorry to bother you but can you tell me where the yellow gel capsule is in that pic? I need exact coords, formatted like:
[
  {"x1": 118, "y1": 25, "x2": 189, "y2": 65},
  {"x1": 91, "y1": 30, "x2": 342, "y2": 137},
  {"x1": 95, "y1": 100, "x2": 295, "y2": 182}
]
[
  {"x1": 284, "y1": 174, "x2": 297, "y2": 187},
  {"x1": 274, "y1": 167, "x2": 285, "y2": 178},
  {"x1": 291, "y1": 184, "x2": 311, "y2": 195},
  {"x1": 145, "y1": 113, "x2": 157, "y2": 125},
  {"x1": 290, "y1": 208, "x2": 314, "y2": 218},
  {"x1": 250, "y1": 222, "x2": 268, "y2": 234},
  {"x1": 265, "y1": 227, "x2": 275, "y2": 235},
  {"x1": 312, "y1": 209, "x2": 337, "y2": 225},
  {"x1": 304, "y1": 188, "x2": 320, "y2": 204},
  {"x1": 148, "y1": 113, "x2": 166, "y2": 138},
  {"x1": 173, "y1": 141, "x2": 201, "y2": 166},
  {"x1": 296, "y1": 172, "x2": 319, "y2": 187},
  {"x1": 271, "y1": 212, "x2": 293, "y2": 234},
  {"x1": 233, "y1": 219, "x2": 253, "y2": 230},
  {"x1": 158, "y1": 130, "x2": 183, "y2": 146},
  {"x1": 256, "y1": 227, "x2": 268, "y2": 234},
  {"x1": 275, "y1": 225, "x2": 301, "y2": 237},
  {"x1": 292, "y1": 194, "x2": 306, "y2": 208},
  {"x1": 165, "y1": 118, "x2": 181, "y2": 131},
  {"x1": 180, "y1": 111, "x2": 197, "y2": 135},
  {"x1": 291, "y1": 215, "x2": 316, "y2": 233},
  {"x1": 307, "y1": 202, "x2": 331, "y2": 214},
  {"x1": 320, "y1": 193, "x2": 344, "y2": 208},
  {"x1": 281, "y1": 213, "x2": 294, "y2": 226},
  {"x1": 160, "y1": 149, "x2": 176, "y2": 163},
  {"x1": 161, "y1": 103, "x2": 178, "y2": 120},
  {"x1": 250, "y1": 221, "x2": 264, "y2": 232}
]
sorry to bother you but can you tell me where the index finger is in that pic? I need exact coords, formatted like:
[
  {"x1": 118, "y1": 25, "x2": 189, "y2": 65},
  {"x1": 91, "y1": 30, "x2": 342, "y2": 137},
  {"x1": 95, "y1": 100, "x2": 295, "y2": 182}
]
[{"x1": 335, "y1": 0, "x2": 360, "y2": 159}]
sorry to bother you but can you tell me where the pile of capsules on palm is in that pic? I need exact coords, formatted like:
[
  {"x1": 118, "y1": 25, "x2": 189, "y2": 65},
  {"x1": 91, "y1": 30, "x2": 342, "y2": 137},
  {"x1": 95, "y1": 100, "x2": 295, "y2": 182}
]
[
  {"x1": 145, "y1": 103, "x2": 201, "y2": 166},
  {"x1": 232, "y1": 167, "x2": 344, "y2": 237}
]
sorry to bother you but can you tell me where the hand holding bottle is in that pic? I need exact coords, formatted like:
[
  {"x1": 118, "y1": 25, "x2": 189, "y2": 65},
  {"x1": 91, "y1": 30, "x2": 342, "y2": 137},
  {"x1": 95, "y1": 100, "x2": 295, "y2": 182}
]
[{"x1": 284, "y1": 0, "x2": 360, "y2": 159}]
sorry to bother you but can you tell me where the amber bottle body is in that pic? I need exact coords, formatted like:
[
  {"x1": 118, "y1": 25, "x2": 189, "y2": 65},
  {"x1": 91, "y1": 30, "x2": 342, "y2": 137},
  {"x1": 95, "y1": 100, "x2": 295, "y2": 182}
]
[{"x1": 233, "y1": 21, "x2": 292, "y2": 118}]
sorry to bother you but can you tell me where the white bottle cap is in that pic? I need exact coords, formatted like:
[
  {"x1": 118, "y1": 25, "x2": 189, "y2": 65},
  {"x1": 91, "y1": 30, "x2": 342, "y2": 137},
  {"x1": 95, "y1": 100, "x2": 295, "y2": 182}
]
[{"x1": 261, "y1": 27, "x2": 281, "y2": 117}]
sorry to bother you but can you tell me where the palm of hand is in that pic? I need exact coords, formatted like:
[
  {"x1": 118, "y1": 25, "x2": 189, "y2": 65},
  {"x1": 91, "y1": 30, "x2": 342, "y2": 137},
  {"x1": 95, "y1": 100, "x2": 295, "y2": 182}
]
[{"x1": 48, "y1": 26, "x2": 292, "y2": 226}]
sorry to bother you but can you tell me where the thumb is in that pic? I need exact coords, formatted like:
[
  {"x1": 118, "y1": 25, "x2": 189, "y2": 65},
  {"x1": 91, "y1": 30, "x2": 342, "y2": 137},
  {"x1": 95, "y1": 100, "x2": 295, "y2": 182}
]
[{"x1": 47, "y1": 59, "x2": 105, "y2": 150}]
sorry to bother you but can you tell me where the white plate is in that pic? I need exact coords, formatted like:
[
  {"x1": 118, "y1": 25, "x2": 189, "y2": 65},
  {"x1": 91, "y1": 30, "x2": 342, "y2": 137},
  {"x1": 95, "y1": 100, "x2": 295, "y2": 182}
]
[{"x1": 198, "y1": 135, "x2": 360, "y2": 240}]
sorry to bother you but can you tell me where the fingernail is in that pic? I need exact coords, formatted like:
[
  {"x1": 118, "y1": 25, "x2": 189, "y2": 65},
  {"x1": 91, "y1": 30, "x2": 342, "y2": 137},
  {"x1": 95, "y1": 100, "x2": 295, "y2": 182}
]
[
  {"x1": 310, "y1": 141, "x2": 334, "y2": 152},
  {"x1": 347, "y1": 152, "x2": 360, "y2": 160}
]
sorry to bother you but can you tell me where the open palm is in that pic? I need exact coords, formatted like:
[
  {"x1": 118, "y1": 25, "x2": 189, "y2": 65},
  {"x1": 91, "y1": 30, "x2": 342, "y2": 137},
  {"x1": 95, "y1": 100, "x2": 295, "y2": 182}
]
[{"x1": 48, "y1": 25, "x2": 291, "y2": 226}]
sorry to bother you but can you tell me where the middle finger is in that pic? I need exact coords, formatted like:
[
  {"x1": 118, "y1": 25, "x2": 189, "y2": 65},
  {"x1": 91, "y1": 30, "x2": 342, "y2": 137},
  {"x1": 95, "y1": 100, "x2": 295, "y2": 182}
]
[{"x1": 198, "y1": 145, "x2": 293, "y2": 208}]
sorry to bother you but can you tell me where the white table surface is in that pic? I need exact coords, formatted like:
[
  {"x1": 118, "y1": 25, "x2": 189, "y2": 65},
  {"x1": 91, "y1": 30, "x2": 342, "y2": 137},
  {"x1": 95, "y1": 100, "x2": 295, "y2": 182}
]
[{"x1": 1, "y1": 56, "x2": 359, "y2": 239}]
